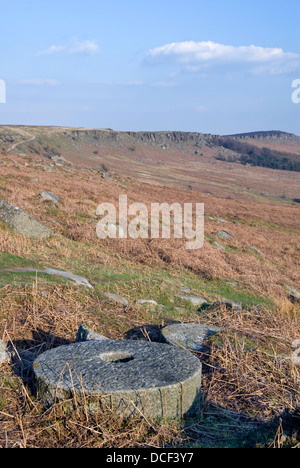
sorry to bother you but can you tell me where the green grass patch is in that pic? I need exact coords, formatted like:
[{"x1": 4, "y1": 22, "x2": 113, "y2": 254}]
[
  {"x1": 0, "y1": 233, "x2": 274, "y2": 316},
  {"x1": 0, "y1": 252, "x2": 42, "y2": 270},
  {"x1": 0, "y1": 252, "x2": 78, "y2": 288},
  {"x1": 0, "y1": 269, "x2": 72, "y2": 288},
  {"x1": 248, "y1": 218, "x2": 300, "y2": 234},
  {"x1": 196, "y1": 278, "x2": 274, "y2": 308}
]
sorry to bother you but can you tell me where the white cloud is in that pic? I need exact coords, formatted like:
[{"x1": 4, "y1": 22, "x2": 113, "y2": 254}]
[
  {"x1": 37, "y1": 39, "x2": 99, "y2": 57},
  {"x1": 252, "y1": 61, "x2": 300, "y2": 75},
  {"x1": 69, "y1": 39, "x2": 99, "y2": 55},
  {"x1": 146, "y1": 41, "x2": 300, "y2": 73},
  {"x1": 20, "y1": 79, "x2": 60, "y2": 86},
  {"x1": 37, "y1": 45, "x2": 66, "y2": 56}
]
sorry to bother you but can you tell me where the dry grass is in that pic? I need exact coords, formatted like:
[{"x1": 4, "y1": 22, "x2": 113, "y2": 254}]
[
  {"x1": 1, "y1": 154, "x2": 299, "y2": 299},
  {"x1": 0, "y1": 151, "x2": 299, "y2": 448},
  {"x1": 202, "y1": 304, "x2": 300, "y2": 418},
  {"x1": 0, "y1": 283, "x2": 299, "y2": 448},
  {"x1": 0, "y1": 284, "x2": 184, "y2": 448}
]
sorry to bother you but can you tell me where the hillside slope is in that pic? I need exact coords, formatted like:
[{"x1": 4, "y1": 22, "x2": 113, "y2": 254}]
[
  {"x1": 0, "y1": 128, "x2": 299, "y2": 448},
  {"x1": 1, "y1": 126, "x2": 300, "y2": 201},
  {"x1": 227, "y1": 130, "x2": 300, "y2": 156}
]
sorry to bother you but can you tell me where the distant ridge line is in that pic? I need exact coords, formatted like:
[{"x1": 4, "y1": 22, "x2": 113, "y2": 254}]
[{"x1": 225, "y1": 130, "x2": 299, "y2": 139}]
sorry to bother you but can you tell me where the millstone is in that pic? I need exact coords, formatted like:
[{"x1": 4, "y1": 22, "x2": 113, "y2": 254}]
[
  {"x1": 161, "y1": 323, "x2": 221, "y2": 351},
  {"x1": 33, "y1": 340, "x2": 202, "y2": 419}
]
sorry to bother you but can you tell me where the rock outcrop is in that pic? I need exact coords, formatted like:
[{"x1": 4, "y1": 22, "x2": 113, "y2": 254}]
[
  {"x1": 10, "y1": 267, "x2": 93, "y2": 289},
  {"x1": 175, "y1": 295, "x2": 208, "y2": 307},
  {"x1": 161, "y1": 323, "x2": 221, "y2": 352},
  {"x1": 0, "y1": 200, "x2": 53, "y2": 238},
  {"x1": 217, "y1": 230, "x2": 234, "y2": 241},
  {"x1": 38, "y1": 191, "x2": 61, "y2": 205},
  {"x1": 103, "y1": 292, "x2": 129, "y2": 307}
]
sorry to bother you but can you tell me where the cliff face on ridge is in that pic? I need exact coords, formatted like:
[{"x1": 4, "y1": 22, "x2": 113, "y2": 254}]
[
  {"x1": 1, "y1": 126, "x2": 300, "y2": 172},
  {"x1": 67, "y1": 129, "x2": 213, "y2": 152}
]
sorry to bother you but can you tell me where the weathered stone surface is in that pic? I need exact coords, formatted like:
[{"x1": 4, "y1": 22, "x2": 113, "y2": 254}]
[
  {"x1": 226, "y1": 280, "x2": 239, "y2": 287},
  {"x1": 103, "y1": 292, "x2": 129, "y2": 307},
  {"x1": 292, "y1": 339, "x2": 300, "y2": 366},
  {"x1": 161, "y1": 323, "x2": 221, "y2": 352},
  {"x1": 175, "y1": 295, "x2": 208, "y2": 307},
  {"x1": 33, "y1": 340, "x2": 202, "y2": 419},
  {"x1": 38, "y1": 191, "x2": 61, "y2": 205},
  {"x1": 207, "y1": 216, "x2": 227, "y2": 223},
  {"x1": 0, "y1": 200, "x2": 53, "y2": 238},
  {"x1": 211, "y1": 301, "x2": 242, "y2": 311},
  {"x1": 217, "y1": 230, "x2": 234, "y2": 240},
  {"x1": 42, "y1": 166, "x2": 56, "y2": 173},
  {"x1": 48, "y1": 155, "x2": 66, "y2": 164},
  {"x1": 180, "y1": 287, "x2": 191, "y2": 294},
  {"x1": 10, "y1": 267, "x2": 93, "y2": 289},
  {"x1": 0, "y1": 340, "x2": 10, "y2": 365},
  {"x1": 214, "y1": 241, "x2": 225, "y2": 251},
  {"x1": 243, "y1": 245, "x2": 265, "y2": 257},
  {"x1": 76, "y1": 325, "x2": 110, "y2": 343},
  {"x1": 287, "y1": 286, "x2": 300, "y2": 303},
  {"x1": 137, "y1": 299, "x2": 158, "y2": 307},
  {"x1": 99, "y1": 171, "x2": 112, "y2": 181}
]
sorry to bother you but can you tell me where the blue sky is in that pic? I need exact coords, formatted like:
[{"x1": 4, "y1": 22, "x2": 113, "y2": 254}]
[{"x1": 0, "y1": 0, "x2": 300, "y2": 134}]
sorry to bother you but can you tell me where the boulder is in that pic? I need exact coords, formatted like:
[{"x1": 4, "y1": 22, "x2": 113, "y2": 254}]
[
  {"x1": 214, "y1": 241, "x2": 225, "y2": 251},
  {"x1": 48, "y1": 155, "x2": 66, "y2": 164},
  {"x1": 180, "y1": 287, "x2": 191, "y2": 294},
  {"x1": 161, "y1": 323, "x2": 221, "y2": 352},
  {"x1": 103, "y1": 292, "x2": 129, "y2": 307},
  {"x1": 243, "y1": 245, "x2": 265, "y2": 257},
  {"x1": 287, "y1": 286, "x2": 300, "y2": 303},
  {"x1": 175, "y1": 295, "x2": 208, "y2": 307},
  {"x1": 217, "y1": 230, "x2": 234, "y2": 240},
  {"x1": 42, "y1": 166, "x2": 56, "y2": 173},
  {"x1": 207, "y1": 216, "x2": 227, "y2": 223},
  {"x1": 10, "y1": 267, "x2": 93, "y2": 289},
  {"x1": 38, "y1": 191, "x2": 61, "y2": 205},
  {"x1": 0, "y1": 200, "x2": 53, "y2": 238},
  {"x1": 137, "y1": 299, "x2": 158, "y2": 307},
  {"x1": 99, "y1": 171, "x2": 112, "y2": 181},
  {"x1": 76, "y1": 325, "x2": 110, "y2": 343}
]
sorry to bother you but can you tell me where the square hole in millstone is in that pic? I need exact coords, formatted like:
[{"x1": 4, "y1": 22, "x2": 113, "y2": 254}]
[{"x1": 99, "y1": 352, "x2": 134, "y2": 364}]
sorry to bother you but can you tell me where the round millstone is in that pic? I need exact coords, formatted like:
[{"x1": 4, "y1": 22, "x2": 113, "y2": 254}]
[
  {"x1": 33, "y1": 340, "x2": 202, "y2": 419},
  {"x1": 161, "y1": 323, "x2": 221, "y2": 352}
]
